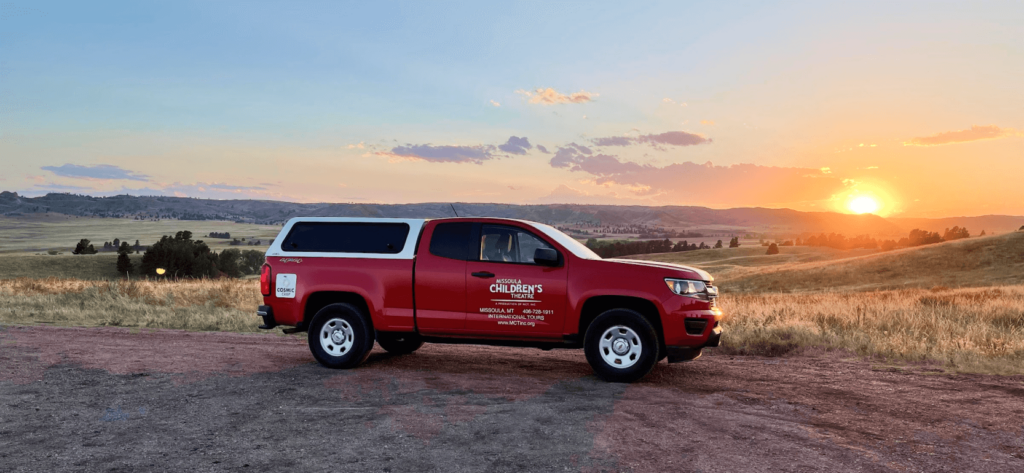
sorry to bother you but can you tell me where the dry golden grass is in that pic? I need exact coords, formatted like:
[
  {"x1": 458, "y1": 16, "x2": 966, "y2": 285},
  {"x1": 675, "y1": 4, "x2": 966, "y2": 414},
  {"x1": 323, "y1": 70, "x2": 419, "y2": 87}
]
[
  {"x1": 719, "y1": 285, "x2": 1024, "y2": 375},
  {"x1": 0, "y1": 278, "x2": 264, "y2": 333}
]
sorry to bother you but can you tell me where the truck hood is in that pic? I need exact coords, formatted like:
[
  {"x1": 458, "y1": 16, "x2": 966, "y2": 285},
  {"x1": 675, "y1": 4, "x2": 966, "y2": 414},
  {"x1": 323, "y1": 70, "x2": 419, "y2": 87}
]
[{"x1": 602, "y1": 258, "x2": 714, "y2": 282}]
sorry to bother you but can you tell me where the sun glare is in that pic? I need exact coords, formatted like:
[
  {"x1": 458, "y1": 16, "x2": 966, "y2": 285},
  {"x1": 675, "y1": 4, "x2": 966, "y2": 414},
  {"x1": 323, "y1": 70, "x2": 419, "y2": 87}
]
[{"x1": 848, "y1": 196, "x2": 880, "y2": 214}]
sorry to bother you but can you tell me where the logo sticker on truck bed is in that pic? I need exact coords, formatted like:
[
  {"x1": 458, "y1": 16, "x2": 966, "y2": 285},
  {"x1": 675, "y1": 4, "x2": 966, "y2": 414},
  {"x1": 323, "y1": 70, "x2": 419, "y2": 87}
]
[{"x1": 276, "y1": 274, "x2": 297, "y2": 299}]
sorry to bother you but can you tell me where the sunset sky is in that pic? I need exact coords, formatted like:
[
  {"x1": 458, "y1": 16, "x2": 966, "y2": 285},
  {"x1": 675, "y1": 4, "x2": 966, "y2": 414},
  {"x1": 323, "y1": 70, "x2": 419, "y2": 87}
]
[{"x1": 2, "y1": 1, "x2": 1022, "y2": 217}]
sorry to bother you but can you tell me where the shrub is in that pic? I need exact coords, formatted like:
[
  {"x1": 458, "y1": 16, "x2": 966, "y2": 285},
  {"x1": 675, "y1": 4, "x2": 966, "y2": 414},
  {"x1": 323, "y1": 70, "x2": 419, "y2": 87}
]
[{"x1": 766, "y1": 243, "x2": 780, "y2": 255}]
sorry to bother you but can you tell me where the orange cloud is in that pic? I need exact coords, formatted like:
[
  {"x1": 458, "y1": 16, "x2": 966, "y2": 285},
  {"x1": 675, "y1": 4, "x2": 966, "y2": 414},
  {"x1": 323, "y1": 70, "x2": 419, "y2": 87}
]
[
  {"x1": 548, "y1": 145, "x2": 845, "y2": 206},
  {"x1": 903, "y1": 125, "x2": 1020, "y2": 146},
  {"x1": 515, "y1": 88, "x2": 595, "y2": 105}
]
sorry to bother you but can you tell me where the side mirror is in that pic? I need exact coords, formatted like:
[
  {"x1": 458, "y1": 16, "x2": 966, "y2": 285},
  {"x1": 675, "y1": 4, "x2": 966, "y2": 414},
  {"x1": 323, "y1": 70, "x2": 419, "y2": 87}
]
[{"x1": 534, "y1": 248, "x2": 560, "y2": 266}]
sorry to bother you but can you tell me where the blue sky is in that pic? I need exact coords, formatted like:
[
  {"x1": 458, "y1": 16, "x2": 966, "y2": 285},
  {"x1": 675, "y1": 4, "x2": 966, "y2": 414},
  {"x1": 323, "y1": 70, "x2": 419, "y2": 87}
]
[{"x1": 2, "y1": 1, "x2": 1022, "y2": 217}]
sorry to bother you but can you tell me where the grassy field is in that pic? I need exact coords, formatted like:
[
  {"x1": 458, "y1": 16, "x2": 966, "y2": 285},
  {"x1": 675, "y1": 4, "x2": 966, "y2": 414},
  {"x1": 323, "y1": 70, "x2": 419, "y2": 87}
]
[
  {"x1": 2, "y1": 219, "x2": 1022, "y2": 375},
  {"x1": 0, "y1": 278, "x2": 262, "y2": 333},
  {"x1": 2, "y1": 277, "x2": 1021, "y2": 374},
  {"x1": 630, "y1": 244, "x2": 881, "y2": 281},
  {"x1": 0, "y1": 214, "x2": 282, "y2": 254},
  {"x1": 0, "y1": 253, "x2": 141, "y2": 280}
]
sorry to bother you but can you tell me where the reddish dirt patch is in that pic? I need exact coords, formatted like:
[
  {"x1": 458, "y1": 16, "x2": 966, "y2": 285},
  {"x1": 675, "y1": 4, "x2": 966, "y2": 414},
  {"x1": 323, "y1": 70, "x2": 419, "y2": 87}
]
[
  {"x1": 590, "y1": 352, "x2": 1024, "y2": 471},
  {"x1": 0, "y1": 325, "x2": 310, "y2": 384}
]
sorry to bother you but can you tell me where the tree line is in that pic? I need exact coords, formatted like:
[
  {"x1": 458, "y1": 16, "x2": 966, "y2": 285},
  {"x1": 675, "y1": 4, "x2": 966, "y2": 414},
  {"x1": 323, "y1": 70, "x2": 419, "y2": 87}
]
[
  {"x1": 73, "y1": 231, "x2": 265, "y2": 279},
  {"x1": 802, "y1": 226, "x2": 976, "y2": 251},
  {"x1": 585, "y1": 237, "x2": 740, "y2": 258}
]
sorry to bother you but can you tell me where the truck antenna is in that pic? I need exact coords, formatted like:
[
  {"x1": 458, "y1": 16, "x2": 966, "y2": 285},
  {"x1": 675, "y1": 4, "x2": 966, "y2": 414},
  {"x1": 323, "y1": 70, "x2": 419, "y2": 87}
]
[{"x1": 449, "y1": 203, "x2": 459, "y2": 217}]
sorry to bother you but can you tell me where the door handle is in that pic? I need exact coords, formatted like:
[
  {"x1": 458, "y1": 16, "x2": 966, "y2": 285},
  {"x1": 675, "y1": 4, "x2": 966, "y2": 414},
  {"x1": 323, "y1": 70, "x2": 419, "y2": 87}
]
[{"x1": 471, "y1": 271, "x2": 495, "y2": 279}]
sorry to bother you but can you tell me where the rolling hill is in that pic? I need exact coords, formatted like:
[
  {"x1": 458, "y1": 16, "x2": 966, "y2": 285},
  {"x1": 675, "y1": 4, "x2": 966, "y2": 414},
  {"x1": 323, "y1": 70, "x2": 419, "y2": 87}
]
[
  {"x1": 5, "y1": 191, "x2": 1010, "y2": 237},
  {"x1": 649, "y1": 232, "x2": 1024, "y2": 293}
]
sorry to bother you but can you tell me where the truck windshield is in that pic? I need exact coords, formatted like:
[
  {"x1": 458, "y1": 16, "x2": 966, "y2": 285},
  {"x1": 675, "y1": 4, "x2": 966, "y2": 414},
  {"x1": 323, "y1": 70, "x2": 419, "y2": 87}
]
[{"x1": 528, "y1": 223, "x2": 602, "y2": 260}]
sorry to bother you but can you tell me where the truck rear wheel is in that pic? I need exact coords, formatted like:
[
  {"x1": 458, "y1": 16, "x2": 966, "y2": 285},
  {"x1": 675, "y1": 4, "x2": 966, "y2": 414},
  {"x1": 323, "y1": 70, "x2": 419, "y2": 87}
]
[
  {"x1": 307, "y1": 303, "x2": 374, "y2": 369},
  {"x1": 584, "y1": 309, "x2": 660, "y2": 383},
  {"x1": 376, "y1": 332, "x2": 424, "y2": 355}
]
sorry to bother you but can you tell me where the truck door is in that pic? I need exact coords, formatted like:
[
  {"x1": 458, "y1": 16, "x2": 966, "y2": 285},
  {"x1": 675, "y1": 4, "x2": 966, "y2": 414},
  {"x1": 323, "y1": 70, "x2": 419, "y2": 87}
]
[
  {"x1": 465, "y1": 224, "x2": 568, "y2": 338},
  {"x1": 413, "y1": 222, "x2": 473, "y2": 333}
]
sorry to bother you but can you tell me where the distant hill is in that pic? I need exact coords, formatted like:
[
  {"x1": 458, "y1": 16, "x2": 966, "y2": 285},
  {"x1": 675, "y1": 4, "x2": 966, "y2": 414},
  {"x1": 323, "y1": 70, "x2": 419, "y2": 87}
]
[
  {"x1": 714, "y1": 232, "x2": 1024, "y2": 293},
  {"x1": 1, "y1": 190, "x2": 1019, "y2": 237}
]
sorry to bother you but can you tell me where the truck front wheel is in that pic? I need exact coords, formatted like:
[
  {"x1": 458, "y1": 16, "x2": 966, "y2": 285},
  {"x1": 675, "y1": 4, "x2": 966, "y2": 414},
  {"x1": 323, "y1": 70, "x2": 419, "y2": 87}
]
[
  {"x1": 584, "y1": 309, "x2": 660, "y2": 383},
  {"x1": 376, "y1": 332, "x2": 424, "y2": 355},
  {"x1": 307, "y1": 303, "x2": 374, "y2": 369}
]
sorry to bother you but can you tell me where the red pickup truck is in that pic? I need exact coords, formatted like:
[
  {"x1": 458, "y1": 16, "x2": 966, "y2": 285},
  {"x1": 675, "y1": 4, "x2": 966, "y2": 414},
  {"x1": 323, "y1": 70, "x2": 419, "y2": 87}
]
[{"x1": 257, "y1": 217, "x2": 722, "y2": 382}]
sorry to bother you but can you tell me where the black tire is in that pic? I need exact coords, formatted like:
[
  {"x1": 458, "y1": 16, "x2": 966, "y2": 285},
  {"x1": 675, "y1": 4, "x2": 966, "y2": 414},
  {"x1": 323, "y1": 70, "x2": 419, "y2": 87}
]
[
  {"x1": 376, "y1": 332, "x2": 424, "y2": 355},
  {"x1": 584, "y1": 309, "x2": 661, "y2": 383},
  {"x1": 307, "y1": 303, "x2": 374, "y2": 369}
]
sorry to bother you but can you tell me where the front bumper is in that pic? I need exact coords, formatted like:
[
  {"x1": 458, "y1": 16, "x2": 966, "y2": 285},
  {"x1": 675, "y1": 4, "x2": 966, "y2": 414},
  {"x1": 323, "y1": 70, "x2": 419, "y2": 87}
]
[{"x1": 665, "y1": 323, "x2": 722, "y2": 363}]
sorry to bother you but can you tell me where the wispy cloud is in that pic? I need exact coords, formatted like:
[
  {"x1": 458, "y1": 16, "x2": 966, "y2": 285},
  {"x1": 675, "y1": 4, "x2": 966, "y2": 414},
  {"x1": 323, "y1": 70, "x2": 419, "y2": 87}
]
[
  {"x1": 903, "y1": 125, "x2": 1020, "y2": 146},
  {"x1": 40, "y1": 164, "x2": 150, "y2": 182},
  {"x1": 387, "y1": 144, "x2": 497, "y2": 164},
  {"x1": 490, "y1": 100, "x2": 501, "y2": 107},
  {"x1": 536, "y1": 144, "x2": 550, "y2": 154},
  {"x1": 497, "y1": 136, "x2": 533, "y2": 155},
  {"x1": 382, "y1": 136, "x2": 536, "y2": 164},
  {"x1": 592, "y1": 131, "x2": 711, "y2": 148},
  {"x1": 515, "y1": 88, "x2": 595, "y2": 105}
]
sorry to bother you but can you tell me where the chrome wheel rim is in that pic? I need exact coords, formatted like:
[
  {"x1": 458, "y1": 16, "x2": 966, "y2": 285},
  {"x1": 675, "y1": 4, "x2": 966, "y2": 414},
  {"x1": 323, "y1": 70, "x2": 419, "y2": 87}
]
[
  {"x1": 320, "y1": 318, "x2": 354, "y2": 357},
  {"x1": 599, "y1": 325, "x2": 643, "y2": 369}
]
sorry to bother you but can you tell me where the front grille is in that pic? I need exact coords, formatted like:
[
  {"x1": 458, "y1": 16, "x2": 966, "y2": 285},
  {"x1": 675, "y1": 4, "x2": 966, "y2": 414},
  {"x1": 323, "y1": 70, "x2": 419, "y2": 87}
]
[{"x1": 684, "y1": 319, "x2": 708, "y2": 335}]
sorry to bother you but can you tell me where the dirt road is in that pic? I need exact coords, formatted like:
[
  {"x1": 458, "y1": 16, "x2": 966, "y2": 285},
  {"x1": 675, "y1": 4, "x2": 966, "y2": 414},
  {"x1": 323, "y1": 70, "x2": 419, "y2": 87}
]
[{"x1": 1, "y1": 325, "x2": 1022, "y2": 472}]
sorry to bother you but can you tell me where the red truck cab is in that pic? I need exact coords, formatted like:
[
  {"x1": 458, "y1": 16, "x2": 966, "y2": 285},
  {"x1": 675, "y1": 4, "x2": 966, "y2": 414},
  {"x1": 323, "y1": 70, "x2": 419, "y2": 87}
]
[{"x1": 257, "y1": 217, "x2": 722, "y2": 382}]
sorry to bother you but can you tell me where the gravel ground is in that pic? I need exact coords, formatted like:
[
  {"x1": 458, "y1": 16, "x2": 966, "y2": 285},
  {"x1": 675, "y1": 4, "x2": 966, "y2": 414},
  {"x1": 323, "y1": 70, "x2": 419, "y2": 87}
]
[{"x1": 1, "y1": 325, "x2": 1023, "y2": 472}]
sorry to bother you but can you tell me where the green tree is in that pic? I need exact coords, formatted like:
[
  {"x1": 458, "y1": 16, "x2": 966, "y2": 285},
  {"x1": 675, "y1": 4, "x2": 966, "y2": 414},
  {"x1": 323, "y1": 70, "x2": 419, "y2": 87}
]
[
  {"x1": 714, "y1": 240, "x2": 723, "y2": 249},
  {"x1": 766, "y1": 243, "x2": 780, "y2": 255},
  {"x1": 73, "y1": 239, "x2": 98, "y2": 255},
  {"x1": 217, "y1": 249, "x2": 243, "y2": 278},
  {"x1": 729, "y1": 237, "x2": 740, "y2": 248},
  {"x1": 240, "y1": 250, "x2": 265, "y2": 275},
  {"x1": 116, "y1": 242, "x2": 134, "y2": 276}
]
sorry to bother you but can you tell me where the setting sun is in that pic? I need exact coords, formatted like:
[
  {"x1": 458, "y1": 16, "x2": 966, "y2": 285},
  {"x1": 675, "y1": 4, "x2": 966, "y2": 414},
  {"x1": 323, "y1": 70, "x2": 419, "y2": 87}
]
[{"x1": 848, "y1": 196, "x2": 880, "y2": 214}]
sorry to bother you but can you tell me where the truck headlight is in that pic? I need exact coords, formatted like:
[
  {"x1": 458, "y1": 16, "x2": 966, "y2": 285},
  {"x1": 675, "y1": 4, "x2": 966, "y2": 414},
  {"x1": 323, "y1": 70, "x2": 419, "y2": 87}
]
[{"x1": 665, "y1": 278, "x2": 715, "y2": 300}]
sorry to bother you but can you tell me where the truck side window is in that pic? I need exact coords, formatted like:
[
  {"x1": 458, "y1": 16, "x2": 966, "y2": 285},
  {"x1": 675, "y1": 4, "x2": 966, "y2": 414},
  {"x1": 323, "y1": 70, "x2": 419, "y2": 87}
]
[
  {"x1": 429, "y1": 222, "x2": 474, "y2": 260},
  {"x1": 479, "y1": 225, "x2": 553, "y2": 264},
  {"x1": 281, "y1": 222, "x2": 409, "y2": 254}
]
